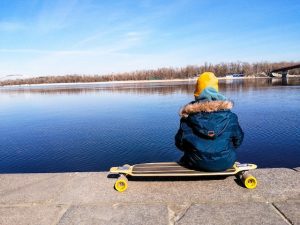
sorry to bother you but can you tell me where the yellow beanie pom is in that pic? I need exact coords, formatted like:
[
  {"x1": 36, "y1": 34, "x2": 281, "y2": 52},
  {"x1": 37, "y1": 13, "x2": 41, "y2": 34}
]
[{"x1": 194, "y1": 72, "x2": 218, "y2": 97}]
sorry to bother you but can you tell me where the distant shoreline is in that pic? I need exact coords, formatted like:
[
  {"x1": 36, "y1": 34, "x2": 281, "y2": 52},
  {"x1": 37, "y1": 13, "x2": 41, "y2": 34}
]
[
  {"x1": 0, "y1": 76, "x2": 282, "y2": 88},
  {"x1": 1, "y1": 61, "x2": 300, "y2": 87},
  {"x1": 1, "y1": 75, "x2": 299, "y2": 88}
]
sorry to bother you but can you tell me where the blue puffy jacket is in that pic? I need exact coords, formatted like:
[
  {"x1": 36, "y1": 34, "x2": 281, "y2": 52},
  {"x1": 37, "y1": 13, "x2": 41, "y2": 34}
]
[{"x1": 175, "y1": 99, "x2": 244, "y2": 171}]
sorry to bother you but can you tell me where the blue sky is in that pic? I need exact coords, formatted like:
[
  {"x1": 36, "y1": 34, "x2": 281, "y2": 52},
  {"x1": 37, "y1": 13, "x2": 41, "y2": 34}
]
[{"x1": 0, "y1": 0, "x2": 300, "y2": 77}]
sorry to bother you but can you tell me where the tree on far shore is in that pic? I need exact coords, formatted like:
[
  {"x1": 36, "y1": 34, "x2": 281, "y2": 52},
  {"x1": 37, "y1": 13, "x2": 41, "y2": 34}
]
[{"x1": 1, "y1": 61, "x2": 300, "y2": 86}]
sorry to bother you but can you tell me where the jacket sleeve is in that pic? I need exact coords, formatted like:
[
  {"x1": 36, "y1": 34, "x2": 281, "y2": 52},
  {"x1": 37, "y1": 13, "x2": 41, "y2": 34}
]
[
  {"x1": 230, "y1": 113, "x2": 244, "y2": 149},
  {"x1": 175, "y1": 119, "x2": 185, "y2": 151},
  {"x1": 175, "y1": 118, "x2": 195, "y2": 152}
]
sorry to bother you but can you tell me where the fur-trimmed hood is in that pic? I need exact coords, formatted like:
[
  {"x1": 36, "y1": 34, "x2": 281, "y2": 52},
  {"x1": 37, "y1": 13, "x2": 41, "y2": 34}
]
[{"x1": 179, "y1": 100, "x2": 233, "y2": 118}]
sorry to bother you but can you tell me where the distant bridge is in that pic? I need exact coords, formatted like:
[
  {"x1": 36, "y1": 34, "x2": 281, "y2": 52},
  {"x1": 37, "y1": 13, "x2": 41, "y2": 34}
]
[{"x1": 269, "y1": 63, "x2": 300, "y2": 78}]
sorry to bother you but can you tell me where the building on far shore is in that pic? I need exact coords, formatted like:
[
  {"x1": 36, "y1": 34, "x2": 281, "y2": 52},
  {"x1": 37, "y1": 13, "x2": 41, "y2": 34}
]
[{"x1": 225, "y1": 74, "x2": 244, "y2": 78}]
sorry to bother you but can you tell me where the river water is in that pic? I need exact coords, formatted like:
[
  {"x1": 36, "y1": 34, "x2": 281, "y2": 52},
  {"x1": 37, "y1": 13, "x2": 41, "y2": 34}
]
[{"x1": 0, "y1": 78, "x2": 299, "y2": 173}]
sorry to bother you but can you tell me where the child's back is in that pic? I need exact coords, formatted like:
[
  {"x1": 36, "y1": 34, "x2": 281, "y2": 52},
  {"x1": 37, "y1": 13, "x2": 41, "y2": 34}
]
[{"x1": 175, "y1": 72, "x2": 244, "y2": 171}]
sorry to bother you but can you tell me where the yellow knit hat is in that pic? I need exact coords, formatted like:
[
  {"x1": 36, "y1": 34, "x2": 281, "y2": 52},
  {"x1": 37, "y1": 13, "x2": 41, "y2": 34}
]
[{"x1": 194, "y1": 72, "x2": 218, "y2": 97}]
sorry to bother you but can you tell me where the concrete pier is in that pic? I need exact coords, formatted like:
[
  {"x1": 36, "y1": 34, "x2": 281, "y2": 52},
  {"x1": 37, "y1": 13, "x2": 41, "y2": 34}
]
[{"x1": 0, "y1": 168, "x2": 299, "y2": 225}]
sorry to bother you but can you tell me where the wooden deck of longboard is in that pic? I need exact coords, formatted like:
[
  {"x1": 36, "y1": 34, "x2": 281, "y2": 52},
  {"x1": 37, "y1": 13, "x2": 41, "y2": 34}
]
[
  {"x1": 110, "y1": 162, "x2": 257, "y2": 177},
  {"x1": 111, "y1": 162, "x2": 258, "y2": 191}
]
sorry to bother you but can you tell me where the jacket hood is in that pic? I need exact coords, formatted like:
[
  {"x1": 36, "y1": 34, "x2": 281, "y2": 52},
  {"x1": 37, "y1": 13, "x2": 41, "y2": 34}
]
[
  {"x1": 179, "y1": 100, "x2": 233, "y2": 118},
  {"x1": 179, "y1": 100, "x2": 233, "y2": 138}
]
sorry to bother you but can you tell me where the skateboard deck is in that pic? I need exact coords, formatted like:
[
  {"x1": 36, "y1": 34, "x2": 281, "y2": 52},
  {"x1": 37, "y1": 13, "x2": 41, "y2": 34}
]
[{"x1": 109, "y1": 162, "x2": 257, "y2": 192}]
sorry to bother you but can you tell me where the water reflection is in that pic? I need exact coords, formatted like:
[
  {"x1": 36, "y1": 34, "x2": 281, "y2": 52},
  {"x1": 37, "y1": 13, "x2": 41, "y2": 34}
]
[
  {"x1": 0, "y1": 82, "x2": 195, "y2": 95},
  {"x1": 1, "y1": 78, "x2": 299, "y2": 95}
]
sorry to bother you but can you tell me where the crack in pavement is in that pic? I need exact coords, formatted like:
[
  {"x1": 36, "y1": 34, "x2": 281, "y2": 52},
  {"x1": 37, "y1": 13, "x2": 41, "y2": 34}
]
[
  {"x1": 271, "y1": 203, "x2": 293, "y2": 225},
  {"x1": 168, "y1": 203, "x2": 192, "y2": 225}
]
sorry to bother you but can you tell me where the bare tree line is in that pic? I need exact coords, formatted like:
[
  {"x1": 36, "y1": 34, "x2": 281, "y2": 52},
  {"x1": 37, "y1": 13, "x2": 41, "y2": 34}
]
[{"x1": 1, "y1": 61, "x2": 300, "y2": 86}]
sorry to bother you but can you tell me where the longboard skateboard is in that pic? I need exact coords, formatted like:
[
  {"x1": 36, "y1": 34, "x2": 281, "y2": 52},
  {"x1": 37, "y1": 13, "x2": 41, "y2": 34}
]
[{"x1": 109, "y1": 162, "x2": 257, "y2": 192}]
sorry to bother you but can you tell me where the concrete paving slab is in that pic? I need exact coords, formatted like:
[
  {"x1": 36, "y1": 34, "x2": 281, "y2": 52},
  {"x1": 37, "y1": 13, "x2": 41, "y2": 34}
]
[
  {"x1": 0, "y1": 168, "x2": 299, "y2": 205},
  {"x1": 50, "y1": 170, "x2": 294, "y2": 203},
  {"x1": 177, "y1": 202, "x2": 287, "y2": 225},
  {"x1": 57, "y1": 204, "x2": 168, "y2": 225},
  {"x1": 251, "y1": 168, "x2": 300, "y2": 201},
  {"x1": 0, "y1": 173, "x2": 58, "y2": 196},
  {"x1": 0, "y1": 173, "x2": 79, "y2": 205},
  {"x1": 0, "y1": 205, "x2": 66, "y2": 225},
  {"x1": 274, "y1": 201, "x2": 300, "y2": 225}
]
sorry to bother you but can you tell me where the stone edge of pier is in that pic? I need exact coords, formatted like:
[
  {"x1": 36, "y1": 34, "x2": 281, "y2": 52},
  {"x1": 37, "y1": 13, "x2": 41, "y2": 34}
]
[{"x1": 0, "y1": 167, "x2": 299, "y2": 225}]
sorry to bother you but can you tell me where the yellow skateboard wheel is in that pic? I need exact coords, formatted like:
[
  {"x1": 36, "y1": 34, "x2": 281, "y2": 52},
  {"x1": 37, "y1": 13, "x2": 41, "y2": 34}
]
[
  {"x1": 114, "y1": 175, "x2": 128, "y2": 192},
  {"x1": 242, "y1": 173, "x2": 257, "y2": 189}
]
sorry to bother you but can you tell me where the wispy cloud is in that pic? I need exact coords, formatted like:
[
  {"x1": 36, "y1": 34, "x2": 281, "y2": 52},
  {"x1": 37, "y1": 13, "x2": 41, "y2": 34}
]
[
  {"x1": 72, "y1": 1, "x2": 186, "y2": 50},
  {"x1": 125, "y1": 31, "x2": 143, "y2": 42},
  {"x1": 104, "y1": 30, "x2": 151, "y2": 53},
  {"x1": 36, "y1": 0, "x2": 79, "y2": 32},
  {"x1": 0, "y1": 48, "x2": 94, "y2": 55},
  {"x1": 0, "y1": 21, "x2": 25, "y2": 31},
  {"x1": 0, "y1": 48, "x2": 48, "y2": 53},
  {"x1": 0, "y1": 29, "x2": 149, "y2": 56}
]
